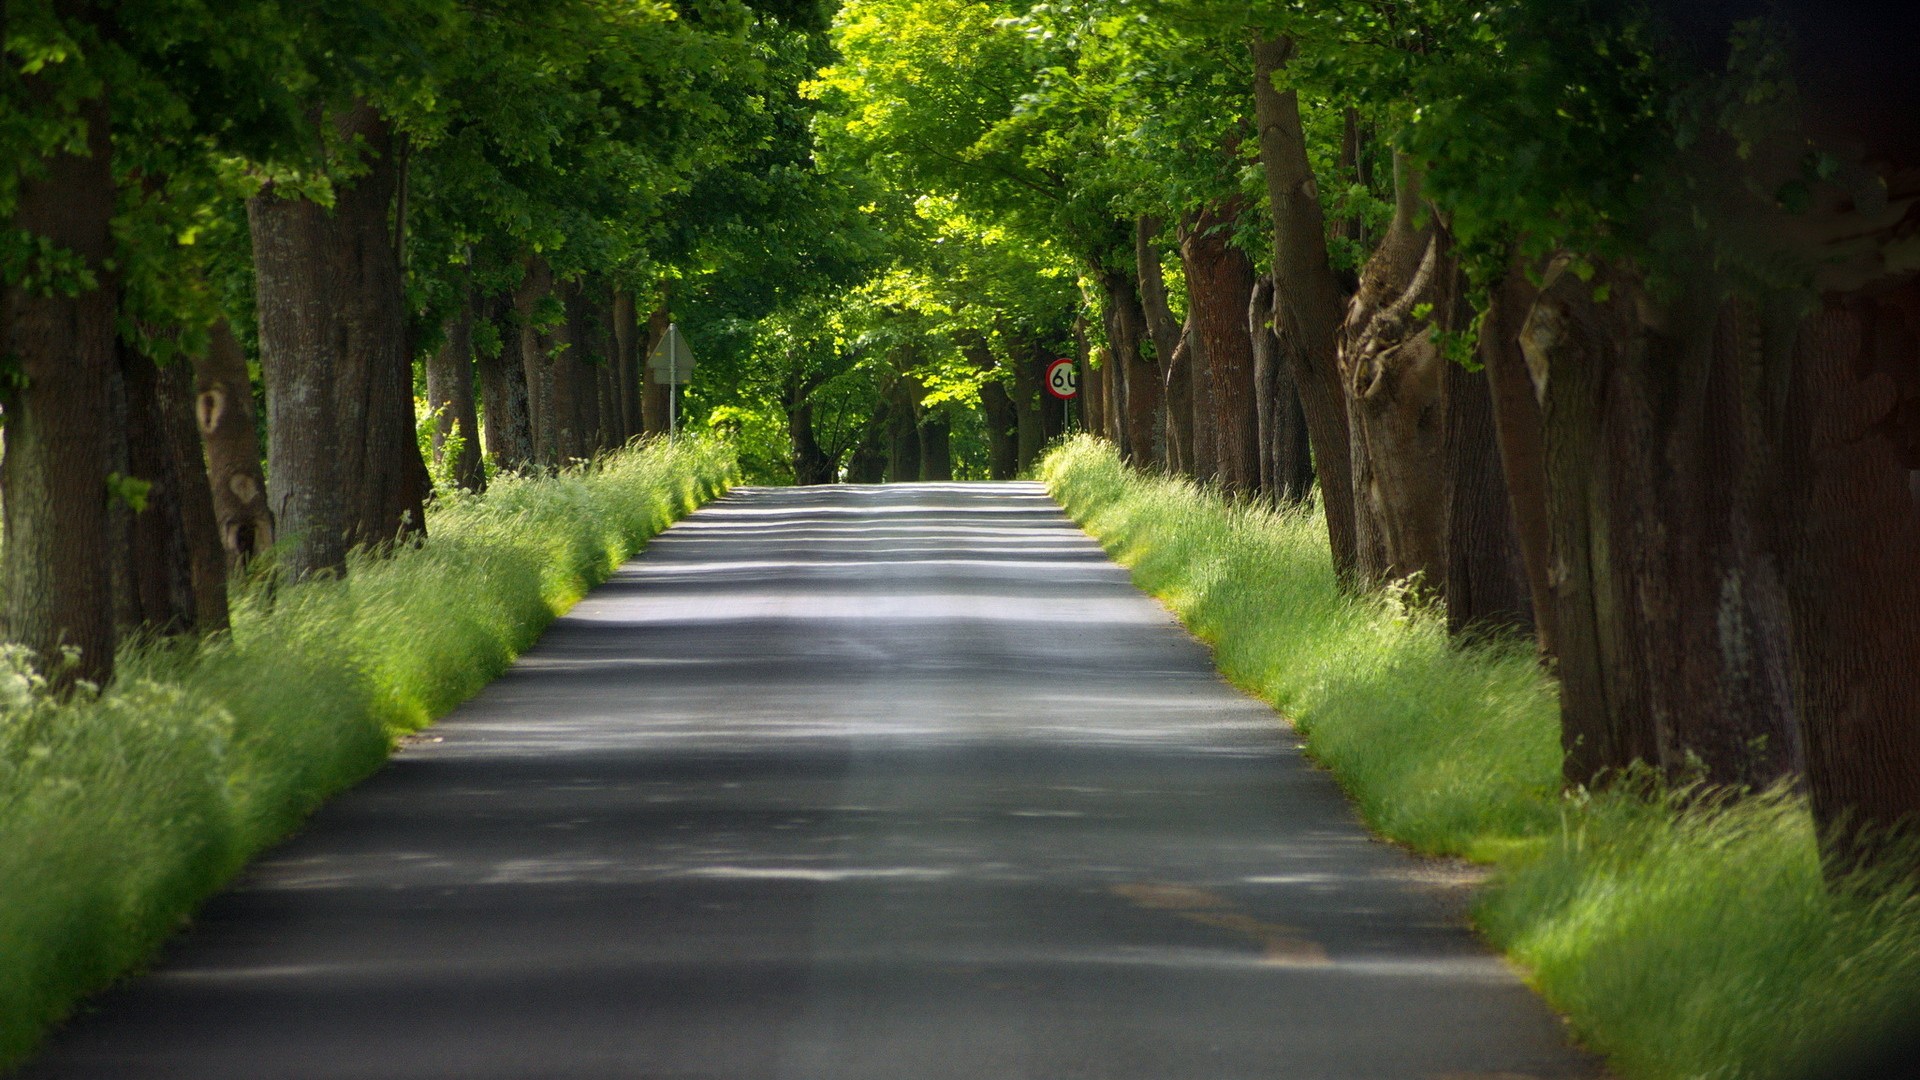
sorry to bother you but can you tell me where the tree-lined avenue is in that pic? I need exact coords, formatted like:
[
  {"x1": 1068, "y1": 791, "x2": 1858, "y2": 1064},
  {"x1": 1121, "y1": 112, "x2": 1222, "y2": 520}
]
[{"x1": 22, "y1": 484, "x2": 1595, "y2": 1079}]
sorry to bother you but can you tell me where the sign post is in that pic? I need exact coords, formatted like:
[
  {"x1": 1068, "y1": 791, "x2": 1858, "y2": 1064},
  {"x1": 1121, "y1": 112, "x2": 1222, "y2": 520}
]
[{"x1": 646, "y1": 323, "x2": 696, "y2": 438}]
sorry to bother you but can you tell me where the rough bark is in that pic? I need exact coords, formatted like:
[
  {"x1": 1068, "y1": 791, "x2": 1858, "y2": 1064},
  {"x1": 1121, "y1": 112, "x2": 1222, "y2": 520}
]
[
  {"x1": 965, "y1": 335, "x2": 1020, "y2": 480},
  {"x1": 919, "y1": 409, "x2": 954, "y2": 481},
  {"x1": 1163, "y1": 321, "x2": 1195, "y2": 477},
  {"x1": 612, "y1": 288, "x2": 641, "y2": 442},
  {"x1": 643, "y1": 300, "x2": 670, "y2": 435},
  {"x1": 474, "y1": 293, "x2": 532, "y2": 472},
  {"x1": 1444, "y1": 360, "x2": 1535, "y2": 638},
  {"x1": 1136, "y1": 217, "x2": 1184, "y2": 471},
  {"x1": 192, "y1": 319, "x2": 275, "y2": 572},
  {"x1": 156, "y1": 350, "x2": 229, "y2": 633},
  {"x1": 427, "y1": 290, "x2": 486, "y2": 492},
  {"x1": 1251, "y1": 33, "x2": 1358, "y2": 582},
  {"x1": 1099, "y1": 268, "x2": 1159, "y2": 466},
  {"x1": 788, "y1": 373, "x2": 835, "y2": 485},
  {"x1": 109, "y1": 339, "x2": 200, "y2": 640},
  {"x1": 1181, "y1": 205, "x2": 1261, "y2": 493},
  {"x1": 554, "y1": 279, "x2": 594, "y2": 462},
  {"x1": 1339, "y1": 155, "x2": 1452, "y2": 591},
  {"x1": 1012, "y1": 344, "x2": 1046, "y2": 471},
  {"x1": 1479, "y1": 260, "x2": 1558, "y2": 658},
  {"x1": 327, "y1": 100, "x2": 428, "y2": 548},
  {"x1": 516, "y1": 257, "x2": 560, "y2": 469},
  {"x1": 251, "y1": 179, "x2": 348, "y2": 580},
  {"x1": 1083, "y1": 346, "x2": 1107, "y2": 441},
  {"x1": 1521, "y1": 260, "x2": 1801, "y2": 792},
  {"x1": 1252, "y1": 276, "x2": 1313, "y2": 503},
  {"x1": 1188, "y1": 282, "x2": 1219, "y2": 483},
  {"x1": 886, "y1": 379, "x2": 922, "y2": 482},
  {"x1": 1783, "y1": 293, "x2": 1920, "y2": 873}
]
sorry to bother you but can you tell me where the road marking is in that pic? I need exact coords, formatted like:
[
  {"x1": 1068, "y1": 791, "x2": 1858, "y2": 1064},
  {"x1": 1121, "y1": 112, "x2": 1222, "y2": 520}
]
[{"x1": 1111, "y1": 882, "x2": 1333, "y2": 966}]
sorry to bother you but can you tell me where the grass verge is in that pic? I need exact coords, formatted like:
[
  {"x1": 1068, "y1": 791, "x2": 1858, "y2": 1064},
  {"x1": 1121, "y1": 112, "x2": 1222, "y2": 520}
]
[
  {"x1": 1041, "y1": 435, "x2": 1920, "y2": 1080},
  {"x1": 0, "y1": 437, "x2": 734, "y2": 1070}
]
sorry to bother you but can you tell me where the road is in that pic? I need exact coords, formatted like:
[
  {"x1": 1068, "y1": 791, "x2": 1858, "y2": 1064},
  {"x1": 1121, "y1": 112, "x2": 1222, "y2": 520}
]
[{"x1": 23, "y1": 482, "x2": 1598, "y2": 1079}]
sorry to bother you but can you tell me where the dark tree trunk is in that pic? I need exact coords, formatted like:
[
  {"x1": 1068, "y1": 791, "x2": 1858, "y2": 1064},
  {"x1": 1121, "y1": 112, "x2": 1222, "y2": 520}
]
[
  {"x1": 1339, "y1": 154, "x2": 1452, "y2": 592},
  {"x1": 554, "y1": 279, "x2": 593, "y2": 462},
  {"x1": 1012, "y1": 344, "x2": 1046, "y2": 471},
  {"x1": 427, "y1": 290, "x2": 486, "y2": 492},
  {"x1": 1163, "y1": 321, "x2": 1195, "y2": 477},
  {"x1": 1444, "y1": 360, "x2": 1534, "y2": 638},
  {"x1": 612, "y1": 288, "x2": 641, "y2": 443},
  {"x1": 965, "y1": 335, "x2": 1019, "y2": 480},
  {"x1": 886, "y1": 380, "x2": 921, "y2": 482},
  {"x1": 109, "y1": 338, "x2": 200, "y2": 640},
  {"x1": 1251, "y1": 33, "x2": 1359, "y2": 583},
  {"x1": 1782, "y1": 293, "x2": 1920, "y2": 875},
  {"x1": 1252, "y1": 277, "x2": 1313, "y2": 503},
  {"x1": 475, "y1": 293, "x2": 532, "y2": 472},
  {"x1": 1479, "y1": 260, "x2": 1558, "y2": 658},
  {"x1": 192, "y1": 319, "x2": 275, "y2": 572},
  {"x1": 1181, "y1": 204, "x2": 1260, "y2": 493},
  {"x1": 251, "y1": 186, "x2": 348, "y2": 581},
  {"x1": 920, "y1": 409, "x2": 954, "y2": 481},
  {"x1": 1136, "y1": 217, "x2": 1184, "y2": 472},
  {"x1": 1083, "y1": 348, "x2": 1107, "y2": 442},
  {"x1": 1099, "y1": 267, "x2": 1158, "y2": 466},
  {"x1": 788, "y1": 376, "x2": 835, "y2": 485},
  {"x1": 156, "y1": 354, "x2": 229, "y2": 632},
  {"x1": 1521, "y1": 260, "x2": 1801, "y2": 793},
  {"x1": 327, "y1": 101, "x2": 428, "y2": 549},
  {"x1": 643, "y1": 300, "x2": 670, "y2": 435},
  {"x1": 516, "y1": 257, "x2": 559, "y2": 469},
  {"x1": 846, "y1": 414, "x2": 889, "y2": 484},
  {"x1": 1188, "y1": 283, "x2": 1219, "y2": 483}
]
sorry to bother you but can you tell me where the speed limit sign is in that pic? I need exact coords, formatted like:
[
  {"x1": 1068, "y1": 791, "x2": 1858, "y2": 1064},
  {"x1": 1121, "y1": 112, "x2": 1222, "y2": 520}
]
[{"x1": 1045, "y1": 358, "x2": 1079, "y2": 400}]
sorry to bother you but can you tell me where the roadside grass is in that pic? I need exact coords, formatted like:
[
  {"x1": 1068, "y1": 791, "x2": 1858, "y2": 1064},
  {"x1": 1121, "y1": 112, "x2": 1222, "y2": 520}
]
[
  {"x1": 0, "y1": 437, "x2": 734, "y2": 1070},
  {"x1": 1041, "y1": 435, "x2": 1920, "y2": 1080}
]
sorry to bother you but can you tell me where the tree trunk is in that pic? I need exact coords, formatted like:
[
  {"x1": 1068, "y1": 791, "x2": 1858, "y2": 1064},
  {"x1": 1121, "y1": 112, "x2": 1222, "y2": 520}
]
[
  {"x1": 1181, "y1": 204, "x2": 1260, "y2": 493},
  {"x1": 554, "y1": 279, "x2": 593, "y2": 462},
  {"x1": 643, "y1": 300, "x2": 670, "y2": 435},
  {"x1": 1521, "y1": 260, "x2": 1801, "y2": 793},
  {"x1": 109, "y1": 338, "x2": 200, "y2": 640},
  {"x1": 964, "y1": 335, "x2": 1019, "y2": 480},
  {"x1": 1251, "y1": 33, "x2": 1358, "y2": 583},
  {"x1": 612, "y1": 288, "x2": 641, "y2": 442},
  {"x1": 1188, "y1": 282, "x2": 1219, "y2": 483},
  {"x1": 1479, "y1": 259, "x2": 1558, "y2": 658},
  {"x1": 1136, "y1": 217, "x2": 1184, "y2": 472},
  {"x1": 1012, "y1": 344, "x2": 1046, "y2": 471},
  {"x1": 474, "y1": 293, "x2": 532, "y2": 472},
  {"x1": 427, "y1": 290, "x2": 486, "y2": 492},
  {"x1": 1782, "y1": 292, "x2": 1920, "y2": 874},
  {"x1": 516, "y1": 257, "x2": 559, "y2": 469},
  {"x1": 157, "y1": 353, "x2": 229, "y2": 633},
  {"x1": 1444, "y1": 360, "x2": 1534, "y2": 638},
  {"x1": 251, "y1": 186, "x2": 348, "y2": 581},
  {"x1": 1083, "y1": 347, "x2": 1107, "y2": 441},
  {"x1": 1252, "y1": 276, "x2": 1313, "y2": 503},
  {"x1": 886, "y1": 380, "x2": 921, "y2": 482},
  {"x1": 788, "y1": 375, "x2": 835, "y2": 485},
  {"x1": 1099, "y1": 267, "x2": 1159, "y2": 467},
  {"x1": 1339, "y1": 154, "x2": 1451, "y2": 591},
  {"x1": 192, "y1": 319, "x2": 275, "y2": 572},
  {"x1": 1163, "y1": 321, "x2": 1195, "y2": 477},
  {"x1": 920, "y1": 409, "x2": 954, "y2": 481},
  {"x1": 327, "y1": 101, "x2": 428, "y2": 549}
]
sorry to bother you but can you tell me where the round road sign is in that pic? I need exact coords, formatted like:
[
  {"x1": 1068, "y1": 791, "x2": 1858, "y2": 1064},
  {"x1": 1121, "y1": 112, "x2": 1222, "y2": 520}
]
[{"x1": 1045, "y1": 358, "x2": 1079, "y2": 400}]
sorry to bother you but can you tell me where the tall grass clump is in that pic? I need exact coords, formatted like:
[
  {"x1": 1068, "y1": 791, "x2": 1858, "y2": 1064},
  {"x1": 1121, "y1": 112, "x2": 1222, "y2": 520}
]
[
  {"x1": 0, "y1": 437, "x2": 733, "y2": 1069},
  {"x1": 1040, "y1": 435, "x2": 1920, "y2": 1080}
]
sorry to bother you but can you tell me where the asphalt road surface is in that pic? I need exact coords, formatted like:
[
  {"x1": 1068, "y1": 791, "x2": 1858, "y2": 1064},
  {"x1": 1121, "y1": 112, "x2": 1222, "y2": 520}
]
[{"x1": 24, "y1": 483, "x2": 1599, "y2": 1080}]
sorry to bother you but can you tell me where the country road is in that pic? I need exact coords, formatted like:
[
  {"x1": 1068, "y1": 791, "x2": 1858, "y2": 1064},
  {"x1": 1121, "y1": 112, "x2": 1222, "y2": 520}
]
[{"x1": 23, "y1": 483, "x2": 1597, "y2": 1080}]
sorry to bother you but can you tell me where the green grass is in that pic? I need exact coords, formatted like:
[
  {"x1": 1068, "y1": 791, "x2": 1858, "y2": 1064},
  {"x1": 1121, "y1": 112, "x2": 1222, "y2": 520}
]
[
  {"x1": 1041, "y1": 435, "x2": 1920, "y2": 1080},
  {"x1": 0, "y1": 436, "x2": 734, "y2": 1070}
]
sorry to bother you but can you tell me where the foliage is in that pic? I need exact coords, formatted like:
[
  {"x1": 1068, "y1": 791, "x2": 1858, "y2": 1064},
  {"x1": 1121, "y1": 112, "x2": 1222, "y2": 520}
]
[{"x1": 0, "y1": 438, "x2": 734, "y2": 1069}]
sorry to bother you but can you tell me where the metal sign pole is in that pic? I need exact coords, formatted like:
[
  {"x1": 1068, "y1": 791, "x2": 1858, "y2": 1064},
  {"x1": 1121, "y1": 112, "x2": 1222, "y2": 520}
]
[{"x1": 669, "y1": 324, "x2": 678, "y2": 440}]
